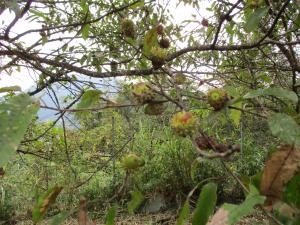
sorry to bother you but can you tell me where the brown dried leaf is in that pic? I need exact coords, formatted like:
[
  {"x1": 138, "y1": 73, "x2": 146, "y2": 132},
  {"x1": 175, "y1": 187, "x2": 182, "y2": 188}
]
[
  {"x1": 260, "y1": 145, "x2": 300, "y2": 205},
  {"x1": 40, "y1": 186, "x2": 63, "y2": 214},
  {"x1": 207, "y1": 208, "x2": 229, "y2": 225}
]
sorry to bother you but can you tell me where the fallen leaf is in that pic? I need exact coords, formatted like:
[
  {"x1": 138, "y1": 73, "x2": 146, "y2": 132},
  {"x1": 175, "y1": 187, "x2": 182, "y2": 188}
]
[{"x1": 207, "y1": 208, "x2": 228, "y2": 225}]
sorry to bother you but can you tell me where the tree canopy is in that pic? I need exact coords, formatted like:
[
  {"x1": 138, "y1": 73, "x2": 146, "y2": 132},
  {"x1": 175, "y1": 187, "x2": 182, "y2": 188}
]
[{"x1": 0, "y1": 0, "x2": 300, "y2": 224}]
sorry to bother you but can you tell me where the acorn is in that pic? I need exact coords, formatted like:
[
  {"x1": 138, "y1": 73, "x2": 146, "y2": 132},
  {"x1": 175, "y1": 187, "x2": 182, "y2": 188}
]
[
  {"x1": 156, "y1": 24, "x2": 164, "y2": 35},
  {"x1": 201, "y1": 18, "x2": 209, "y2": 27},
  {"x1": 144, "y1": 102, "x2": 165, "y2": 115},
  {"x1": 150, "y1": 46, "x2": 168, "y2": 69},
  {"x1": 174, "y1": 73, "x2": 187, "y2": 85},
  {"x1": 170, "y1": 111, "x2": 198, "y2": 137},
  {"x1": 122, "y1": 154, "x2": 145, "y2": 170},
  {"x1": 207, "y1": 88, "x2": 229, "y2": 111},
  {"x1": 159, "y1": 38, "x2": 170, "y2": 49},
  {"x1": 132, "y1": 82, "x2": 155, "y2": 104},
  {"x1": 121, "y1": 19, "x2": 136, "y2": 39}
]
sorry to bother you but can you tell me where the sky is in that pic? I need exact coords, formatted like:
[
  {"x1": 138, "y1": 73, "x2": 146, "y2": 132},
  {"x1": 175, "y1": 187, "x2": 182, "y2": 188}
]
[{"x1": 0, "y1": 1, "x2": 208, "y2": 92}]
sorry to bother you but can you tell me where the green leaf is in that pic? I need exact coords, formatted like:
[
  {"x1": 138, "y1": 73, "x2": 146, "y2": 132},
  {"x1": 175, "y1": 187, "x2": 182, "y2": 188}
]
[
  {"x1": 32, "y1": 186, "x2": 63, "y2": 223},
  {"x1": 244, "y1": 87, "x2": 298, "y2": 103},
  {"x1": 5, "y1": 0, "x2": 21, "y2": 15},
  {"x1": 128, "y1": 190, "x2": 144, "y2": 214},
  {"x1": 293, "y1": 13, "x2": 300, "y2": 30},
  {"x1": 143, "y1": 28, "x2": 159, "y2": 57},
  {"x1": 176, "y1": 200, "x2": 190, "y2": 225},
  {"x1": 130, "y1": 0, "x2": 144, "y2": 9},
  {"x1": 190, "y1": 159, "x2": 200, "y2": 181},
  {"x1": 0, "y1": 94, "x2": 39, "y2": 166},
  {"x1": 268, "y1": 113, "x2": 300, "y2": 147},
  {"x1": 81, "y1": 24, "x2": 90, "y2": 40},
  {"x1": 77, "y1": 90, "x2": 102, "y2": 109},
  {"x1": 105, "y1": 204, "x2": 117, "y2": 225},
  {"x1": 264, "y1": 88, "x2": 298, "y2": 103},
  {"x1": 50, "y1": 211, "x2": 68, "y2": 225},
  {"x1": 0, "y1": 86, "x2": 21, "y2": 93},
  {"x1": 283, "y1": 171, "x2": 300, "y2": 209},
  {"x1": 29, "y1": 9, "x2": 48, "y2": 20},
  {"x1": 241, "y1": 171, "x2": 263, "y2": 196},
  {"x1": 244, "y1": 7, "x2": 269, "y2": 32},
  {"x1": 223, "y1": 185, "x2": 265, "y2": 225},
  {"x1": 80, "y1": 0, "x2": 89, "y2": 13},
  {"x1": 192, "y1": 182, "x2": 217, "y2": 225},
  {"x1": 243, "y1": 89, "x2": 264, "y2": 99}
]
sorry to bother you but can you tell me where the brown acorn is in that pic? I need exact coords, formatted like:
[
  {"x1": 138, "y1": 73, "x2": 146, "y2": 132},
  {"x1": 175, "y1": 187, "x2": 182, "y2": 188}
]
[
  {"x1": 156, "y1": 24, "x2": 164, "y2": 35},
  {"x1": 121, "y1": 19, "x2": 136, "y2": 39},
  {"x1": 201, "y1": 18, "x2": 209, "y2": 27},
  {"x1": 159, "y1": 38, "x2": 170, "y2": 49}
]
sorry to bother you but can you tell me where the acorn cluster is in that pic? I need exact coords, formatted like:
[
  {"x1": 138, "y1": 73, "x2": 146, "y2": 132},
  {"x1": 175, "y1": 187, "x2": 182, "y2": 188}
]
[
  {"x1": 170, "y1": 111, "x2": 198, "y2": 137},
  {"x1": 121, "y1": 153, "x2": 145, "y2": 171},
  {"x1": 121, "y1": 19, "x2": 136, "y2": 39},
  {"x1": 132, "y1": 82, "x2": 155, "y2": 104},
  {"x1": 157, "y1": 24, "x2": 170, "y2": 49},
  {"x1": 207, "y1": 88, "x2": 229, "y2": 111}
]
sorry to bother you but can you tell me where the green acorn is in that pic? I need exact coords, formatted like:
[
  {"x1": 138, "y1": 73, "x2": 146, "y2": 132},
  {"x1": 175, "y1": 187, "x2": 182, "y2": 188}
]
[
  {"x1": 174, "y1": 73, "x2": 187, "y2": 85},
  {"x1": 150, "y1": 46, "x2": 168, "y2": 69},
  {"x1": 144, "y1": 103, "x2": 165, "y2": 115},
  {"x1": 121, "y1": 19, "x2": 136, "y2": 39},
  {"x1": 122, "y1": 153, "x2": 145, "y2": 170},
  {"x1": 132, "y1": 82, "x2": 155, "y2": 104},
  {"x1": 170, "y1": 111, "x2": 198, "y2": 137},
  {"x1": 207, "y1": 88, "x2": 229, "y2": 110},
  {"x1": 159, "y1": 38, "x2": 170, "y2": 49}
]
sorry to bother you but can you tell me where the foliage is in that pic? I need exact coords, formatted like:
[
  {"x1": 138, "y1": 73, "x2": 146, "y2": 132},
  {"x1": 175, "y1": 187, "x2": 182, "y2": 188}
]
[
  {"x1": 192, "y1": 182, "x2": 217, "y2": 225},
  {"x1": 0, "y1": 0, "x2": 300, "y2": 224},
  {"x1": 127, "y1": 190, "x2": 144, "y2": 214},
  {"x1": 0, "y1": 94, "x2": 39, "y2": 166}
]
